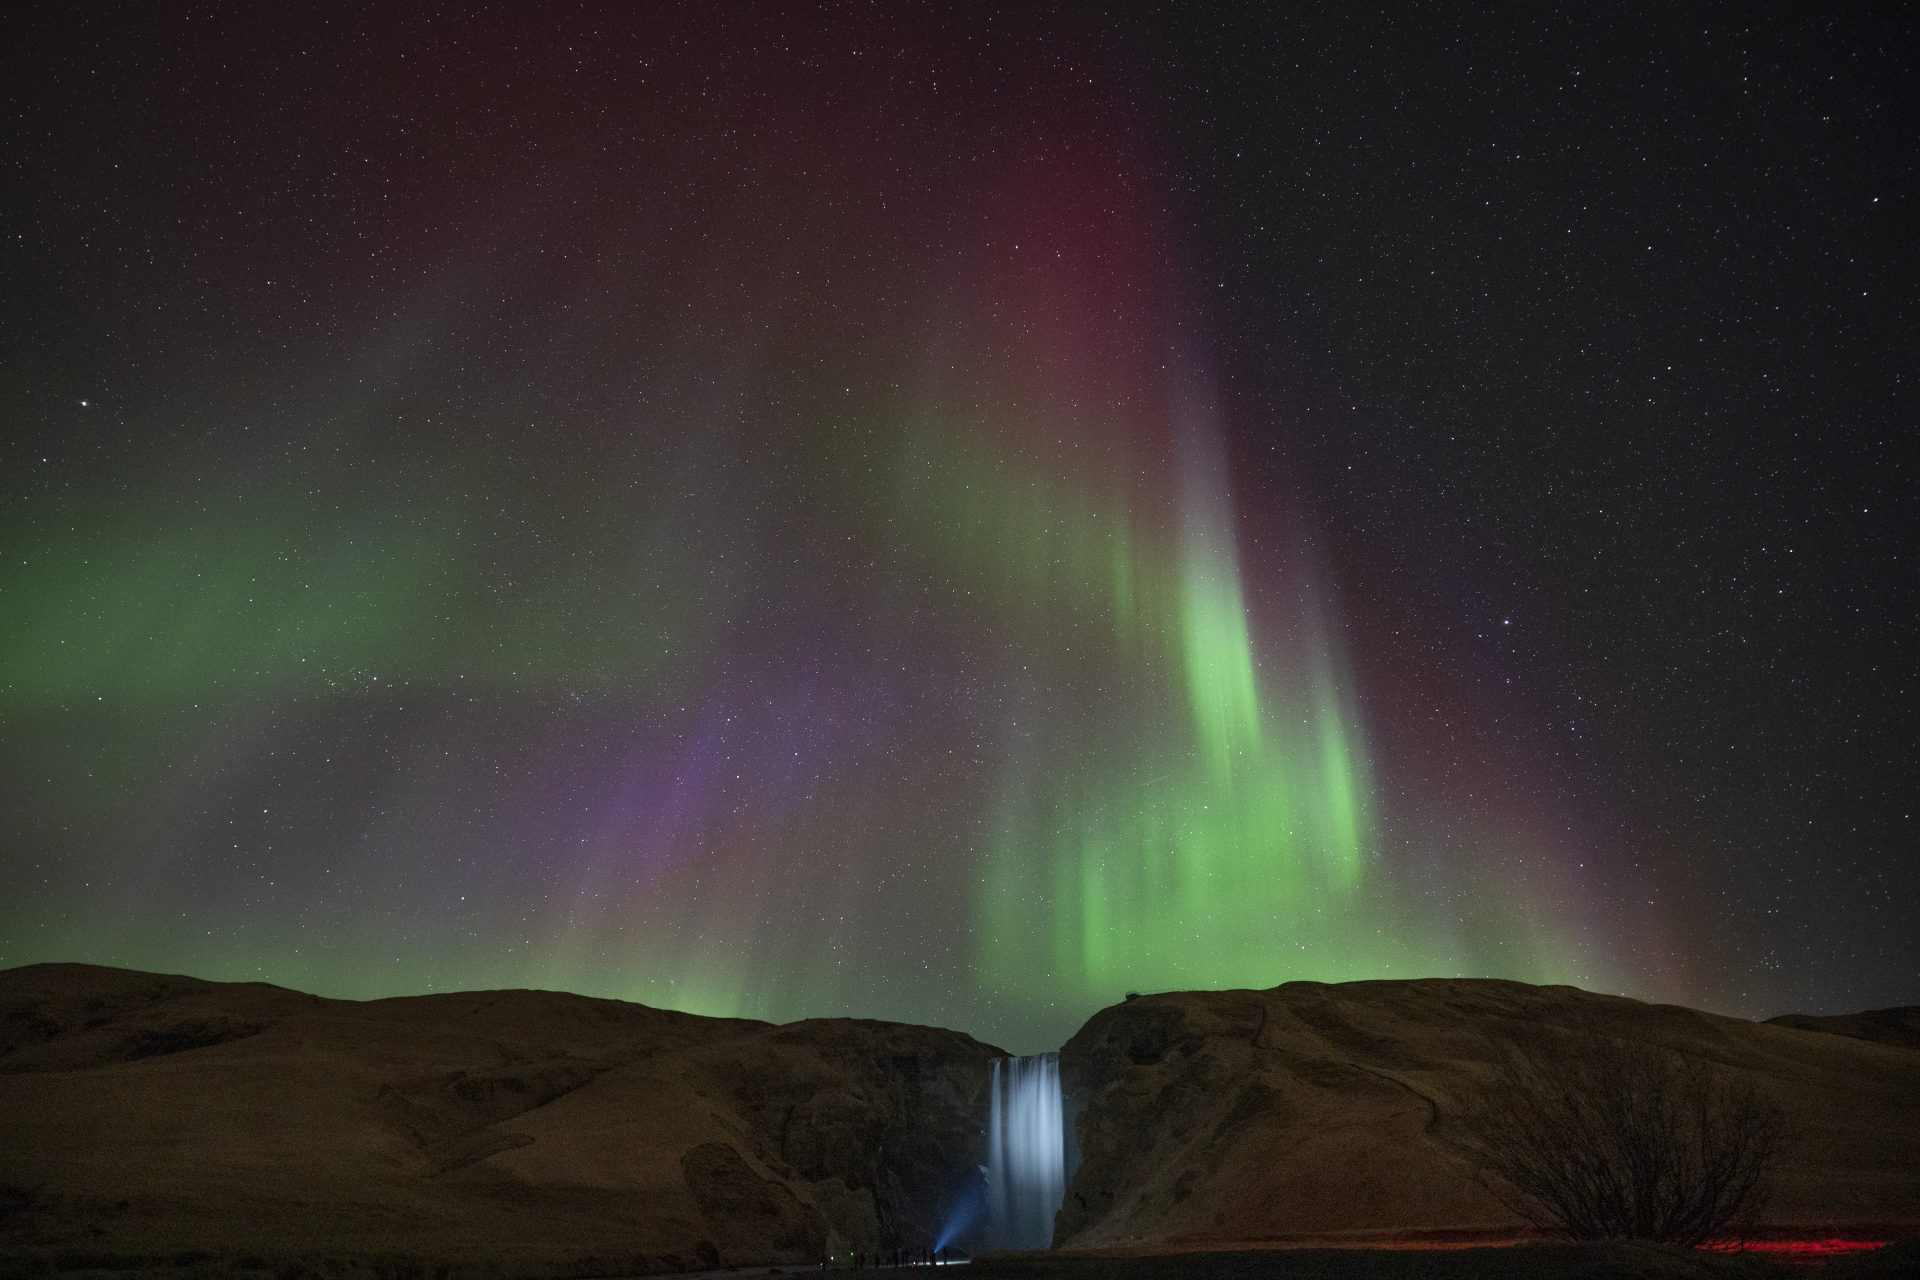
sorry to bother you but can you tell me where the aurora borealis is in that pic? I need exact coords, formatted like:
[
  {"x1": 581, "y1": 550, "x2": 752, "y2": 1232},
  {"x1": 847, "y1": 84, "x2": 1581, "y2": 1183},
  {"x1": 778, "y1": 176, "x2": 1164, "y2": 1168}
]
[{"x1": 3, "y1": 5, "x2": 1913, "y2": 1051}]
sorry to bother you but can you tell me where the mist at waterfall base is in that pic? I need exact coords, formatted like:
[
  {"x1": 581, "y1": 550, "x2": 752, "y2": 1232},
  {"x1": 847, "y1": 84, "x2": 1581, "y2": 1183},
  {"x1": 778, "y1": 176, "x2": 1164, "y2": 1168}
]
[{"x1": 945, "y1": 1054, "x2": 1068, "y2": 1254}]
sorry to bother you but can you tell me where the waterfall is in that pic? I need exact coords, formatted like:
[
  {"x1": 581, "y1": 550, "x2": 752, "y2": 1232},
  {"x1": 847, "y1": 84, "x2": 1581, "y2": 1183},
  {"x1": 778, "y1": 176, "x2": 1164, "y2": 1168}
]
[{"x1": 984, "y1": 1052, "x2": 1066, "y2": 1250}]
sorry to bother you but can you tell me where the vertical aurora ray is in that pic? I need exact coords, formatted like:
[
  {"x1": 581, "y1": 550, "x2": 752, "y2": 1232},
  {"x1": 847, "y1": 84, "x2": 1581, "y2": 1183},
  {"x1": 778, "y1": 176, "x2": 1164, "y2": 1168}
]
[
  {"x1": 1173, "y1": 396, "x2": 1263, "y2": 787},
  {"x1": 877, "y1": 102, "x2": 1593, "y2": 1019},
  {"x1": 885, "y1": 348, "x2": 1391, "y2": 1005}
]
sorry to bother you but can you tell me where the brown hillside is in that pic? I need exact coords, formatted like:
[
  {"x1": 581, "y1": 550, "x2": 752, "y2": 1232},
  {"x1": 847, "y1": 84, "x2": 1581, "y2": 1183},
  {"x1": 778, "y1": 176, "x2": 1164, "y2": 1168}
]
[
  {"x1": 1765, "y1": 1007, "x2": 1920, "y2": 1052},
  {"x1": 1058, "y1": 979, "x2": 1920, "y2": 1248},
  {"x1": 0, "y1": 963, "x2": 994, "y2": 1276},
  {"x1": 7, "y1": 965, "x2": 1917, "y2": 1275}
]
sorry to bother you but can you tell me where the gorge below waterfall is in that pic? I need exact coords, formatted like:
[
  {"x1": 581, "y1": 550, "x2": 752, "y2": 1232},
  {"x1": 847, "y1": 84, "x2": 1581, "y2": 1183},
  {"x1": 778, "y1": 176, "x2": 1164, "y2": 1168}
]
[{"x1": 983, "y1": 1052, "x2": 1067, "y2": 1251}]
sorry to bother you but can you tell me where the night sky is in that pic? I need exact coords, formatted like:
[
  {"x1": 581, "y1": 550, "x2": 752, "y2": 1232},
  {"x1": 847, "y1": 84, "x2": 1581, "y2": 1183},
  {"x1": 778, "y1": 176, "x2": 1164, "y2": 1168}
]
[{"x1": 2, "y1": 5, "x2": 1913, "y2": 1053}]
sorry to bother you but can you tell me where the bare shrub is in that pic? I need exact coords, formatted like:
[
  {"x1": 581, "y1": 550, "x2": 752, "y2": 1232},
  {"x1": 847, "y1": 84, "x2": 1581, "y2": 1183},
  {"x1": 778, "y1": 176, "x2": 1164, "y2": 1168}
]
[{"x1": 1466, "y1": 1026, "x2": 1789, "y2": 1245}]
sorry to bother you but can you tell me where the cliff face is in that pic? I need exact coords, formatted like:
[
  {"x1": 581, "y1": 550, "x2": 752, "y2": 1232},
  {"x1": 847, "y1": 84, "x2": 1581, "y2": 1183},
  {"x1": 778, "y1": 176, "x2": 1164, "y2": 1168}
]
[
  {"x1": 0, "y1": 964, "x2": 994, "y2": 1276},
  {"x1": 1057, "y1": 979, "x2": 1920, "y2": 1247}
]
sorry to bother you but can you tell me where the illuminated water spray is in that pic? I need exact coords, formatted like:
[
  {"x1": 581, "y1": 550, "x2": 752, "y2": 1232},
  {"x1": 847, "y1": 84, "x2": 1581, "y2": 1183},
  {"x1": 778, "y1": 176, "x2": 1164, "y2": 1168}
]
[{"x1": 984, "y1": 1053, "x2": 1066, "y2": 1250}]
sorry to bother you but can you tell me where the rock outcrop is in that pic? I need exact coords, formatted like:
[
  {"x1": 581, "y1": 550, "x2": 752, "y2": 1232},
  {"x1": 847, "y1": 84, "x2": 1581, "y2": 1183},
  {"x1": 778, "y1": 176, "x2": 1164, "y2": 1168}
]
[
  {"x1": 1057, "y1": 979, "x2": 1920, "y2": 1247},
  {"x1": 0, "y1": 963, "x2": 994, "y2": 1276}
]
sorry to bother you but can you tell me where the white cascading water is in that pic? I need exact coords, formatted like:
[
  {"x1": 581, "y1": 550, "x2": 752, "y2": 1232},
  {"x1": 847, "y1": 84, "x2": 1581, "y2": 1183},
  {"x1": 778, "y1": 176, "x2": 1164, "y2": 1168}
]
[{"x1": 984, "y1": 1052, "x2": 1066, "y2": 1251}]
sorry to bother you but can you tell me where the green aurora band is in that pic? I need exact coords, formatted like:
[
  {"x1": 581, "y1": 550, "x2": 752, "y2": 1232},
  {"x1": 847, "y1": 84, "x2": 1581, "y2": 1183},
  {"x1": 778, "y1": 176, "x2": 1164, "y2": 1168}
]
[{"x1": 886, "y1": 378, "x2": 1394, "y2": 1011}]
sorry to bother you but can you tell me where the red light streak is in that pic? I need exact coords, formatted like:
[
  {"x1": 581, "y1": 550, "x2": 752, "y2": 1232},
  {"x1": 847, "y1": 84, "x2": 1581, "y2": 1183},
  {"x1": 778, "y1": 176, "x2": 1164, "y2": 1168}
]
[{"x1": 1701, "y1": 1239, "x2": 1889, "y2": 1257}]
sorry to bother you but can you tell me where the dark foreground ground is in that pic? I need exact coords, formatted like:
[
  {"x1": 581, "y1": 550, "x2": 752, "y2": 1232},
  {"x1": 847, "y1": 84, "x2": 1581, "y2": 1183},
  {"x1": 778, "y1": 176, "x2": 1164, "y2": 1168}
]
[
  {"x1": 4, "y1": 1243, "x2": 1917, "y2": 1280},
  {"x1": 961, "y1": 1241, "x2": 1920, "y2": 1280}
]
